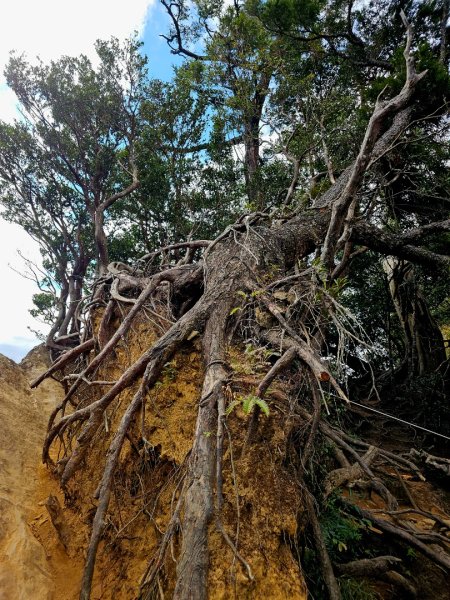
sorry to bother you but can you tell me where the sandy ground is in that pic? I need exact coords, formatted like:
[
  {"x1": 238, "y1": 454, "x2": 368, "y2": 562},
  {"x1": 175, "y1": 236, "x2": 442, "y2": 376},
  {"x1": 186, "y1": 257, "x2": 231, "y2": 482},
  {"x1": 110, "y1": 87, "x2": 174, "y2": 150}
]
[{"x1": 0, "y1": 347, "x2": 62, "y2": 600}]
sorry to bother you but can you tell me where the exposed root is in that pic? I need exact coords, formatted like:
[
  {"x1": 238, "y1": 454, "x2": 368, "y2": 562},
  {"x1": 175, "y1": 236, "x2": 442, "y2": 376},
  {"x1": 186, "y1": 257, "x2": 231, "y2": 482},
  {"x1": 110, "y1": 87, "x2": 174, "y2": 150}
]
[
  {"x1": 31, "y1": 338, "x2": 95, "y2": 389},
  {"x1": 173, "y1": 306, "x2": 230, "y2": 600},
  {"x1": 43, "y1": 297, "x2": 207, "y2": 474},
  {"x1": 334, "y1": 555, "x2": 402, "y2": 578},
  {"x1": 97, "y1": 299, "x2": 116, "y2": 349},
  {"x1": 323, "y1": 445, "x2": 378, "y2": 498},
  {"x1": 215, "y1": 517, "x2": 254, "y2": 582},
  {"x1": 341, "y1": 500, "x2": 450, "y2": 571},
  {"x1": 59, "y1": 266, "x2": 196, "y2": 412},
  {"x1": 79, "y1": 345, "x2": 190, "y2": 600},
  {"x1": 305, "y1": 489, "x2": 341, "y2": 600}
]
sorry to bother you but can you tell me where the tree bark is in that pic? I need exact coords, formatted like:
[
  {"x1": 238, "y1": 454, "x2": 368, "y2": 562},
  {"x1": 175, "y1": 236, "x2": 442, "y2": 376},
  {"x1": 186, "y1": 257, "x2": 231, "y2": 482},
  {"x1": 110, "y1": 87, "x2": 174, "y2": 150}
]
[
  {"x1": 94, "y1": 209, "x2": 109, "y2": 275},
  {"x1": 383, "y1": 257, "x2": 447, "y2": 375}
]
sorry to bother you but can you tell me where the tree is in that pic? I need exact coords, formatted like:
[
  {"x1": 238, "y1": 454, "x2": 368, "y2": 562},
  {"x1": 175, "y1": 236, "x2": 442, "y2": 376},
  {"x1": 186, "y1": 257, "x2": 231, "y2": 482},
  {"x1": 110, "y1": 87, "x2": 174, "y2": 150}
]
[
  {"x1": 0, "y1": 121, "x2": 93, "y2": 348},
  {"x1": 2, "y1": 36, "x2": 147, "y2": 275},
  {"x1": 158, "y1": 0, "x2": 297, "y2": 207},
  {"x1": 30, "y1": 6, "x2": 450, "y2": 599}
]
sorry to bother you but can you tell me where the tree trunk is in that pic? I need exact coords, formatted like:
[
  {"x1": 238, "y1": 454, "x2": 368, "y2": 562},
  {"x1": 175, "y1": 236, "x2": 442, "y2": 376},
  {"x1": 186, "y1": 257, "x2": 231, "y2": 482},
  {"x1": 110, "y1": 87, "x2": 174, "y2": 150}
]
[
  {"x1": 94, "y1": 208, "x2": 109, "y2": 275},
  {"x1": 243, "y1": 120, "x2": 261, "y2": 209},
  {"x1": 383, "y1": 257, "x2": 447, "y2": 375},
  {"x1": 45, "y1": 279, "x2": 69, "y2": 348}
]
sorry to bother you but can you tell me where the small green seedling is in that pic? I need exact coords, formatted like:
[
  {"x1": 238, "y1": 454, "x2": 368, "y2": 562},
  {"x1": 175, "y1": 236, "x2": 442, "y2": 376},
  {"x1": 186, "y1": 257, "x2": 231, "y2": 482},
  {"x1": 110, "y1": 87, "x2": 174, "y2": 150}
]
[{"x1": 226, "y1": 394, "x2": 270, "y2": 417}]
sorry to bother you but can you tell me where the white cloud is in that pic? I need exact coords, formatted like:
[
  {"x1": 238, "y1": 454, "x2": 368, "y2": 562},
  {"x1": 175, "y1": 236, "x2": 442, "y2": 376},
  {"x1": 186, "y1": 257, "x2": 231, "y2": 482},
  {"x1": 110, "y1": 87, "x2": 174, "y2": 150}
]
[
  {"x1": 0, "y1": 0, "x2": 155, "y2": 121},
  {"x1": 0, "y1": 219, "x2": 47, "y2": 353}
]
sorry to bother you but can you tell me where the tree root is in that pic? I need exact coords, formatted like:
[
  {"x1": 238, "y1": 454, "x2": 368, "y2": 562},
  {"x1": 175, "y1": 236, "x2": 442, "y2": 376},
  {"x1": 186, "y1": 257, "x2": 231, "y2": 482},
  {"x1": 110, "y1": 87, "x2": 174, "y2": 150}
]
[
  {"x1": 173, "y1": 305, "x2": 230, "y2": 600},
  {"x1": 341, "y1": 499, "x2": 450, "y2": 571},
  {"x1": 49, "y1": 266, "x2": 196, "y2": 424},
  {"x1": 80, "y1": 375, "x2": 150, "y2": 599},
  {"x1": 97, "y1": 299, "x2": 116, "y2": 349},
  {"x1": 78, "y1": 290, "x2": 210, "y2": 599},
  {"x1": 215, "y1": 517, "x2": 254, "y2": 582},
  {"x1": 323, "y1": 445, "x2": 378, "y2": 498},
  {"x1": 43, "y1": 297, "x2": 207, "y2": 474},
  {"x1": 305, "y1": 489, "x2": 341, "y2": 600},
  {"x1": 335, "y1": 555, "x2": 402, "y2": 578},
  {"x1": 335, "y1": 557, "x2": 417, "y2": 598},
  {"x1": 31, "y1": 338, "x2": 95, "y2": 389}
]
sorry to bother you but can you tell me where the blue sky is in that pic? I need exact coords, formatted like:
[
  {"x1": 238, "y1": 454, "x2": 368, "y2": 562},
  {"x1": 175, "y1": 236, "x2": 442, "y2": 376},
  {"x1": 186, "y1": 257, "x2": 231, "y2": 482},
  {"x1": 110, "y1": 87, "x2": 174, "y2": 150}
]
[
  {"x1": 0, "y1": 1, "x2": 182, "y2": 362},
  {"x1": 142, "y1": 2, "x2": 183, "y2": 80}
]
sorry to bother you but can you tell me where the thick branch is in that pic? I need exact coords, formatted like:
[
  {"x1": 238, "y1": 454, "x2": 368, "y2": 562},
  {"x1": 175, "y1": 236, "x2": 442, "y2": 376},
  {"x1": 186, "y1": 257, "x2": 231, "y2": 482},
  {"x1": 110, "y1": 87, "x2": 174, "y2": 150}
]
[
  {"x1": 320, "y1": 13, "x2": 426, "y2": 268},
  {"x1": 161, "y1": 0, "x2": 207, "y2": 60},
  {"x1": 351, "y1": 222, "x2": 450, "y2": 268}
]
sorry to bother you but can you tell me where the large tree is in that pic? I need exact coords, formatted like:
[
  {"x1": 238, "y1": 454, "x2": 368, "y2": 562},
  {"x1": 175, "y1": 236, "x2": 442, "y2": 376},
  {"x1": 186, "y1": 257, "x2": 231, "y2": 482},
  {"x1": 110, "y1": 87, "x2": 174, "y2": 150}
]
[
  {"x1": 0, "y1": 121, "x2": 93, "y2": 348},
  {"x1": 28, "y1": 4, "x2": 450, "y2": 599},
  {"x1": 2, "y1": 36, "x2": 147, "y2": 275}
]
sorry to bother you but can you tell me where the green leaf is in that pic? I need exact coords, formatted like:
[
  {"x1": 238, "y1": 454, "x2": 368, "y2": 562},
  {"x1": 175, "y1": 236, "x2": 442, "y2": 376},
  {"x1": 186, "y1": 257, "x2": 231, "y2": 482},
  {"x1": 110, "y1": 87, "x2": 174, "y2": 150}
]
[
  {"x1": 241, "y1": 395, "x2": 256, "y2": 414},
  {"x1": 225, "y1": 399, "x2": 241, "y2": 416},
  {"x1": 255, "y1": 397, "x2": 270, "y2": 417}
]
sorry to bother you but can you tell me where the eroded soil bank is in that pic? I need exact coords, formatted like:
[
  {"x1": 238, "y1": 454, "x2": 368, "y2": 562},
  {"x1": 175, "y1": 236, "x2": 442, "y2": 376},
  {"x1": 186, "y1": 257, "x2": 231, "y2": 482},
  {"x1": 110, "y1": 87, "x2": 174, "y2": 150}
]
[
  {"x1": 0, "y1": 333, "x2": 307, "y2": 600},
  {"x1": 0, "y1": 347, "x2": 72, "y2": 599}
]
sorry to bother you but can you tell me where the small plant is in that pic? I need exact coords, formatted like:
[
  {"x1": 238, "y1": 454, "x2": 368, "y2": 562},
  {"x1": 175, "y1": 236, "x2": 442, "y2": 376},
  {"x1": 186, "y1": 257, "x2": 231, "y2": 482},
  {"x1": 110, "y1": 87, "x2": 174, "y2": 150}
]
[
  {"x1": 229, "y1": 290, "x2": 249, "y2": 315},
  {"x1": 339, "y1": 577, "x2": 379, "y2": 600},
  {"x1": 226, "y1": 394, "x2": 270, "y2": 417},
  {"x1": 321, "y1": 496, "x2": 369, "y2": 560},
  {"x1": 406, "y1": 547, "x2": 417, "y2": 560},
  {"x1": 160, "y1": 360, "x2": 178, "y2": 383}
]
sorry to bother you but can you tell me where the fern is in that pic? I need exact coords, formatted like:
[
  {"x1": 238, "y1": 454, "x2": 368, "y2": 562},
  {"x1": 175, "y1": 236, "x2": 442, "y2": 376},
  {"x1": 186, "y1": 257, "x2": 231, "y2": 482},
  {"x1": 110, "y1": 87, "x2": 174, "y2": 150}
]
[
  {"x1": 241, "y1": 395, "x2": 255, "y2": 414},
  {"x1": 254, "y1": 397, "x2": 270, "y2": 416},
  {"x1": 225, "y1": 399, "x2": 241, "y2": 416},
  {"x1": 226, "y1": 394, "x2": 270, "y2": 417}
]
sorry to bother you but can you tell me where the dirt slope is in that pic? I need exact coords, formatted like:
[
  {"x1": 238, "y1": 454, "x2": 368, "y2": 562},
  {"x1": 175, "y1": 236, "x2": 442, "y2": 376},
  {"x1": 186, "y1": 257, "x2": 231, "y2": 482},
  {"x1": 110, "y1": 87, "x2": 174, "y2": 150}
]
[{"x1": 0, "y1": 347, "x2": 63, "y2": 600}]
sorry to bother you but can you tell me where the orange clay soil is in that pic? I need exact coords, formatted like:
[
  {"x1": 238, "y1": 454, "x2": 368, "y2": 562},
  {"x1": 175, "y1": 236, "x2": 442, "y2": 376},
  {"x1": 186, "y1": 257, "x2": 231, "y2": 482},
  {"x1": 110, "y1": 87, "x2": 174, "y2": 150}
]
[
  {"x1": 2, "y1": 322, "x2": 448, "y2": 599},
  {"x1": 2, "y1": 312, "x2": 306, "y2": 598}
]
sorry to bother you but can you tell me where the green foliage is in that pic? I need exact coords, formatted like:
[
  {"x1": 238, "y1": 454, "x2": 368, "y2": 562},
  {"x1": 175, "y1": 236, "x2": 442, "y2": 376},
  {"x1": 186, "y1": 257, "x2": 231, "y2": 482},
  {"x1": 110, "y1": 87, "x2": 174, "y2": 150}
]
[
  {"x1": 29, "y1": 292, "x2": 57, "y2": 325},
  {"x1": 0, "y1": 0, "x2": 448, "y2": 377},
  {"x1": 226, "y1": 394, "x2": 270, "y2": 417},
  {"x1": 154, "y1": 362, "x2": 179, "y2": 389},
  {"x1": 301, "y1": 493, "x2": 380, "y2": 599},
  {"x1": 339, "y1": 578, "x2": 378, "y2": 600},
  {"x1": 0, "y1": 36, "x2": 147, "y2": 329},
  {"x1": 321, "y1": 503, "x2": 367, "y2": 560}
]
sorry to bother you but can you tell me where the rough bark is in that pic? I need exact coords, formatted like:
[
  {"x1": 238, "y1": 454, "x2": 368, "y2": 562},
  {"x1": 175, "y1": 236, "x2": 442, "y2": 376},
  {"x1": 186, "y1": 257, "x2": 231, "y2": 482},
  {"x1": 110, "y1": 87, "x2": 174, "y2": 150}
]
[{"x1": 383, "y1": 257, "x2": 447, "y2": 375}]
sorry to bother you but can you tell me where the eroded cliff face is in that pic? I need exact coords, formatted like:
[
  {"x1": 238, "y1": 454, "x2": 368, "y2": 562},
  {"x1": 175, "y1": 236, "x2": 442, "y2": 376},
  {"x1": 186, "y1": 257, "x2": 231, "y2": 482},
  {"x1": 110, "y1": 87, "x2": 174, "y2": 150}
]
[
  {"x1": 50, "y1": 316, "x2": 306, "y2": 599},
  {"x1": 0, "y1": 335, "x2": 306, "y2": 600},
  {"x1": 0, "y1": 347, "x2": 76, "y2": 599}
]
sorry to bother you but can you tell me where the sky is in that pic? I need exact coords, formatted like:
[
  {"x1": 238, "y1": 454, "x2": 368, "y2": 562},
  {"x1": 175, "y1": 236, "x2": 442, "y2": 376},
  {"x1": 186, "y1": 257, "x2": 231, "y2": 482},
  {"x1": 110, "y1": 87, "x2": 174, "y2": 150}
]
[{"x1": 0, "y1": 0, "x2": 180, "y2": 361}]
